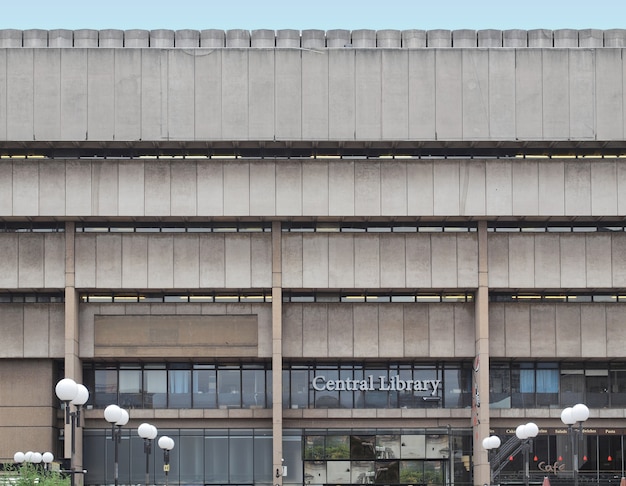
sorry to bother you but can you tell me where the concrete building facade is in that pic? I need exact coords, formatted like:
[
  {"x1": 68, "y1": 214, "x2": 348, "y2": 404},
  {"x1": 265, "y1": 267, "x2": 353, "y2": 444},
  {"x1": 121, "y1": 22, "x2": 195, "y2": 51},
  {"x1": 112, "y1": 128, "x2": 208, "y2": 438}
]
[{"x1": 1, "y1": 28, "x2": 626, "y2": 486}]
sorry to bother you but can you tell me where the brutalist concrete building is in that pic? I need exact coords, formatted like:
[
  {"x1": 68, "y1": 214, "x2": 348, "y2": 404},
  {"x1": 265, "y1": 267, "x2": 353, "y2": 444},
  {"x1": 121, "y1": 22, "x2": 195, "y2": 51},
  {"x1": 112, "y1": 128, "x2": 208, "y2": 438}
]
[{"x1": 1, "y1": 27, "x2": 626, "y2": 486}]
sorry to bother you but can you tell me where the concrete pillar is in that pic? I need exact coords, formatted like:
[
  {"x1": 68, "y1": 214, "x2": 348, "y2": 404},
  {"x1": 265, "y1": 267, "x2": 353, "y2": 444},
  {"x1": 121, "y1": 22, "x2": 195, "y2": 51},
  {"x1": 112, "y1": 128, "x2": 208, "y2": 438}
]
[
  {"x1": 478, "y1": 29, "x2": 502, "y2": 47},
  {"x1": 251, "y1": 29, "x2": 275, "y2": 47},
  {"x1": 351, "y1": 29, "x2": 376, "y2": 47},
  {"x1": 23, "y1": 29, "x2": 48, "y2": 47},
  {"x1": 326, "y1": 29, "x2": 351, "y2": 47},
  {"x1": 452, "y1": 29, "x2": 476, "y2": 47},
  {"x1": 226, "y1": 29, "x2": 250, "y2": 47},
  {"x1": 99, "y1": 29, "x2": 124, "y2": 47},
  {"x1": 554, "y1": 29, "x2": 578, "y2": 47},
  {"x1": 48, "y1": 29, "x2": 73, "y2": 47},
  {"x1": 427, "y1": 29, "x2": 452, "y2": 47},
  {"x1": 301, "y1": 29, "x2": 325, "y2": 49},
  {"x1": 401, "y1": 30, "x2": 426, "y2": 48},
  {"x1": 472, "y1": 221, "x2": 491, "y2": 486},
  {"x1": 150, "y1": 29, "x2": 175, "y2": 47},
  {"x1": 271, "y1": 221, "x2": 284, "y2": 486},
  {"x1": 578, "y1": 29, "x2": 603, "y2": 47},
  {"x1": 376, "y1": 29, "x2": 401, "y2": 48},
  {"x1": 528, "y1": 29, "x2": 553, "y2": 47},
  {"x1": 604, "y1": 29, "x2": 626, "y2": 47},
  {"x1": 124, "y1": 29, "x2": 149, "y2": 47},
  {"x1": 0, "y1": 29, "x2": 23, "y2": 47},
  {"x1": 276, "y1": 29, "x2": 300, "y2": 48},
  {"x1": 503, "y1": 29, "x2": 527, "y2": 47},
  {"x1": 200, "y1": 29, "x2": 225, "y2": 47},
  {"x1": 73, "y1": 29, "x2": 99, "y2": 48},
  {"x1": 175, "y1": 29, "x2": 200, "y2": 47}
]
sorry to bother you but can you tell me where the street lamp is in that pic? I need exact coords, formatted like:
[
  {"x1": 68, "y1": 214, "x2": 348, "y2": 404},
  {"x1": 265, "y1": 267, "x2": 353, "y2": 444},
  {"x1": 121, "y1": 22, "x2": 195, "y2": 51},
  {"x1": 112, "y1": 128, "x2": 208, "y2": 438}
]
[
  {"x1": 515, "y1": 422, "x2": 539, "y2": 486},
  {"x1": 104, "y1": 405, "x2": 130, "y2": 486},
  {"x1": 55, "y1": 378, "x2": 89, "y2": 486},
  {"x1": 158, "y1": 436, "x2": 175, "y2": 486},
  {"x1": 42, "y1": 452, "x2": 54, "y2": 471},
  {"x1": 561, "y1": 403, "x2": 589, "y2": 486},
  {"x1": 482, "y1": 435, "x2": 501, "y2": 485},
  {"x1": 138, "y1": 423, "x2": 158, "y2": 486}
]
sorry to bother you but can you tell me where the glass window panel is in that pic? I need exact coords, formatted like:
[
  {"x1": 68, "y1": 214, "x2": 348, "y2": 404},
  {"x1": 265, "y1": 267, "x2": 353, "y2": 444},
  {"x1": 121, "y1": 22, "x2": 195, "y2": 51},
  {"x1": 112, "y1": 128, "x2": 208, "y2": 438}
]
[
  {"x1": 129, "y1": 433, "x2": 149, "y2": 485},
  {"x1": 363, "y1": 368, "x2": 388, "y2": 408},
  {"x1": 254, "y1": 432, "x2": 273, "y2": 483},
  {"x1": 561, "y1": 367, "x2": 584, "y2": 405},
  {"x1": 326, "y1": 436, "x2": 350, "y2": 459},
  {"x1": 83, "y1": 430, "x2": 105, "y2": 485},
  {"x1": 283, "y1": 434, "x2": 304, "y2": 484},
  {"x1": 314, "y1": 367, "x2": 339, "y2": 408},
  {"x1": 424, "y1": 460, "x2": 445, "y2": 485},
  {"x1": 327, "y1": 461, "x2": 351, "y2": 483},
  {"x1": 193, "y1": 367, "x2": 216, "y2": 408},
  {"x1": 144, "y1": 368, "x2": 167, "y2": 409},
  {"x1": 290, "y1": 369, "x2": 309, "y2": 409},
  {"x1": 304, "y1": 461, "x2": 326, "y2": 486},
  {"x1": 351, "y1": 436, "x2": 377, "y2": 460},
  {"x1": 119, "y1": 368, "x2": 142, "y2": 408},
  {"x1": 204, "y1": 434, "x2": 229, "y2": 483},
  {"x1": 168, "y1": 369, "x2": 191, "y2": 408},
  {"x1": 339, "y1": 367, "x2": 355, "y2": 409},
  {"x1": 375, "y1": 460, "x2": 399, "y2": 484},
  {"x1": 444, "y1": 366, "x2": 471, "y2": 408},
  {"x1": 351, "y1": 461, "x2": 375, "y2": 484},
  {"x1": 94, "y1": 368, "x2": 118, "y2": 408},
  {"x1": 229, "y1": 435, "x2": 254, "y2": 483},
  {"x1": 242, "y1": 369, "x2": 265, "y2": 408},
  {"x1": 610, "y1": 367, "x2": 626, "y2": 406},
  {"x1": 586, "y1": 367, "x2": 609, "y2": 408},
  {"x1": 304, "y1": 436, "x2": 325, "y2": 460},
  {"x1": 400, "y1": 435, "x2": 426, "y2": 459},
  {"x1": 218, "y1": 368, "x2": 241, "y2": 408},
  {"x1": 536, "y1": 367, "x2": 559, "y2": 407},
  {"x1": 426, "y1": 435, "x2": 449, "y2": 459},
  {"x1": 376, "y1": 435, "x2": 400, "y2": 459}
]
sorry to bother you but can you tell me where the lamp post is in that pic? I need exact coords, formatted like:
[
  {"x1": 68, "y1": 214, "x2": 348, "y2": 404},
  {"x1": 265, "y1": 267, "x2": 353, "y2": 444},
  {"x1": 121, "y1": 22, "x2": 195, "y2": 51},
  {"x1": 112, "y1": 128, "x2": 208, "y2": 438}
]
[
  {"x1": 515, "y1": 422, "x2": 539, "y2": 486},
  {"x1": 138, "y1": 423, "x2": 158, "y2": 486},
  {"x1": 158, "y1": 436, "x2": 175, "y2": 486},
  {"x1": 104, "y1": 405, "x2": 130, "y2": 486},
  {"x1": 561, "y1": 403, "x2": 589, "y2": 486},
  {"x1": 482, "y1": 435, "x2": 501, "y2": 485},
  {"x1": 55, "y1": 378, "x2": 89, "y2": 486},
  {"x1": 42, "y1": 452, "x2": 54, "y2": 472}
]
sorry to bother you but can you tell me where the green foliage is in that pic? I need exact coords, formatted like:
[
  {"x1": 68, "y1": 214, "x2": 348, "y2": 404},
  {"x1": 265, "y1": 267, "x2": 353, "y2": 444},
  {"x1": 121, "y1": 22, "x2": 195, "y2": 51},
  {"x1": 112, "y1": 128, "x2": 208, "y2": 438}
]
[{"x1": 3, "y1": 463, "x2": 69, "y2": 486}]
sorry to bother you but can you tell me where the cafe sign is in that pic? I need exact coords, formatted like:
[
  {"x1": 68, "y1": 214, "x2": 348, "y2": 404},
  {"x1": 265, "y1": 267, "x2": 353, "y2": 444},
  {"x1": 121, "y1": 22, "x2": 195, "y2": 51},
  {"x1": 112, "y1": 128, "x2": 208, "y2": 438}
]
[{"x1": 312, "y1": 375, "x2": 441, "y2": 395}]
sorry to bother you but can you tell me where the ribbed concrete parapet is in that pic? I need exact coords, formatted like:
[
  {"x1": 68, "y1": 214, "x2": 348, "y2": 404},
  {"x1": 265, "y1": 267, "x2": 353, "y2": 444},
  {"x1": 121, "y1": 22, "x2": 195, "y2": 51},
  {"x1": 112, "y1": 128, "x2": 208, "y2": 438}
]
[
  {"x1": 74, "y1": 29, "x2": 99, "y2": 47},
  {"x1": 226, "y1": 29, "x2": 250, "y2": 47},
  {"x1": 376, "y1": 30, "x2": 401, "y2": 48},
  {"x1": 175, "y1": 29, "x2": 200, "y2": 48},
  {"x1": 1, "y1": 28, "x2": 626, "y2": 48},
  {"x1": 302, "y1": 29, "x2": 325, "y2": 48},
  {"x1": 251, "y1": 29, "x2": 275, "y2": 47},
  {"x1": 201, "y1": 29, "x2": 225, "y2": 47},
  {"x1": 327, "y1": 29, "x2": 350, "y2": 47},
  {"x1": 150, "y1": 29, "x2": 175, "y2": 47},
  {"x1": 402, "y1": 30, "x2": 426, "y2": 47},
  {"x1": 99, "y1": 29, "x2": 124, "y2": 47},
  {"x1": 0, "y1": 29, "x2": 22, "y2": 47}
]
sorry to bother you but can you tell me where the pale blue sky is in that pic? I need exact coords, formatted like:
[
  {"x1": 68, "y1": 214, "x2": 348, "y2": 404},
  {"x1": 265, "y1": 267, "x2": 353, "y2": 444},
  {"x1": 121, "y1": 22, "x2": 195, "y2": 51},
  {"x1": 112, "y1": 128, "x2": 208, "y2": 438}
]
[{"x1": 1, "y1": 0, "x2": 623, "y2": 31}]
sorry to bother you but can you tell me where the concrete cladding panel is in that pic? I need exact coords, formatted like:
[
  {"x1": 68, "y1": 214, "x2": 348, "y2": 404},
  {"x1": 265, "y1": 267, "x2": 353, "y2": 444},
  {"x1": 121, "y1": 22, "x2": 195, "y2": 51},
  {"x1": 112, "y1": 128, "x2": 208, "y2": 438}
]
[{"x1": 0, "y1": 45, "x2": 624, "y2": 143}]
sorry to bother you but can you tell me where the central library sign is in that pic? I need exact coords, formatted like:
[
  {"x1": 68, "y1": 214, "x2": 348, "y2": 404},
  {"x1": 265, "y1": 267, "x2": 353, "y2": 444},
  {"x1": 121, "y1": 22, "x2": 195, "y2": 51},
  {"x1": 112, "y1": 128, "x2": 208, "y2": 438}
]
[{"x1": 312, "y1": 375, "x2": 442, "y2": 395}]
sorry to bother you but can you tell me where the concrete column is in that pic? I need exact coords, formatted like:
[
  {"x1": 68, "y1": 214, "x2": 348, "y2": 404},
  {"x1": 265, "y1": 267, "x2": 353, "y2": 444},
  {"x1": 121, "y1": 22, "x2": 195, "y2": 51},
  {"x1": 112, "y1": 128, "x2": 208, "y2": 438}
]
[
  {"x1": 99, "y1": 29, "x2": 124, "y2": 47},
  {"x1": 554, "y1": 29, "x2": 578, "y2": 47},
  {"x1": 401, "y1": 30, "x2": 426, "y2": 48},
  {"x1": 351, "y1": 29, "x2": 376, "y2": 47},
  {"x1": 503, "y1": 29, "x2": 527, "y2": 47},
  {"x1": 528, "y1": 29, "x2": 553, "y2": 47},
  {"x1": 276, "y1": 29, "x2": 300, "y2": 48},
  {"x1": 271, "y1": 221, "x2": 283, "y2": 486},
  {"x1": 452, "y1": 29, "x2": 476, "y2": 47},
  {"x1": 478, "y1": 29, "x2": 502, "y2": 47},
  {"x1": 200, "y1": 29, "x2": 225, "y2": 47},
  {"x1": 48, "y1": 29, "x2": 73, "y2": 47},
  {"x1": 604, "y1": 29, "x2": 626, "y2": 47},
  {"x1": 578, "y1": 29, "x2": 603, "y2": 47},
  {"x1": 376, "y1": 29, "x2": 401, "y2": 48},
  {"x1": 427, "y1": 29, "x2": 452, "y2": 47},
  {"x1": 175, "y1": 29, "x2": 200, "y2": 47},
  {"x1": 124, "y1": 29, "x2": 149, "y2": 47},
  {"x1": 0, "y1": 29, "x2": 23, "y2": 47},
  {"x1": 73, "y1": 29, "x2": 99, "y2": 47},
  {"x1": 472, "y1": 221, "x2": 491, "y2": 486},
  {"x1": 226, "y1": 29, "x2": 250, "y2": 47},
  {"x1": 64, "y1": 222, "x2": 84, "y2": 484},
  {"x1": 23, "y1": 29, "x2": 48, "y2": 47},
  {"x1": 251, "y1": 29, "x2": 275, "y2": 47},
  {"x1": 326, "y1": 29, "x2": 350, "y2": 47},
  {"x1": 301, "y1": 29, "x2": 325, "y2": 49},
  {"x1": 150, "y1": 29, "x2": 175, "y2": 47}
]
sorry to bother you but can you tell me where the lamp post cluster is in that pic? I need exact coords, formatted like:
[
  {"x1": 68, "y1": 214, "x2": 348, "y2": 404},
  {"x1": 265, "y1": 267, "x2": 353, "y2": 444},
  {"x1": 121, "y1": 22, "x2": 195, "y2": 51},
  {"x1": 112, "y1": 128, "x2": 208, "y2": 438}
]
[
  {"x1": 54, "y1": 378, "x2": 89, "y2": 486},
  {"x1": 14, "y1": 451, "x2": 55, "y2": 469},
  {"x1": 560, "y1": 403, "x2": 589, "y2": 486},
  {"x1": 104, "y1": 404, "x2": 130, "y2": 486},
  {"x1": 482, "y1": 422, "x2": 538, "y2": 486}
]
